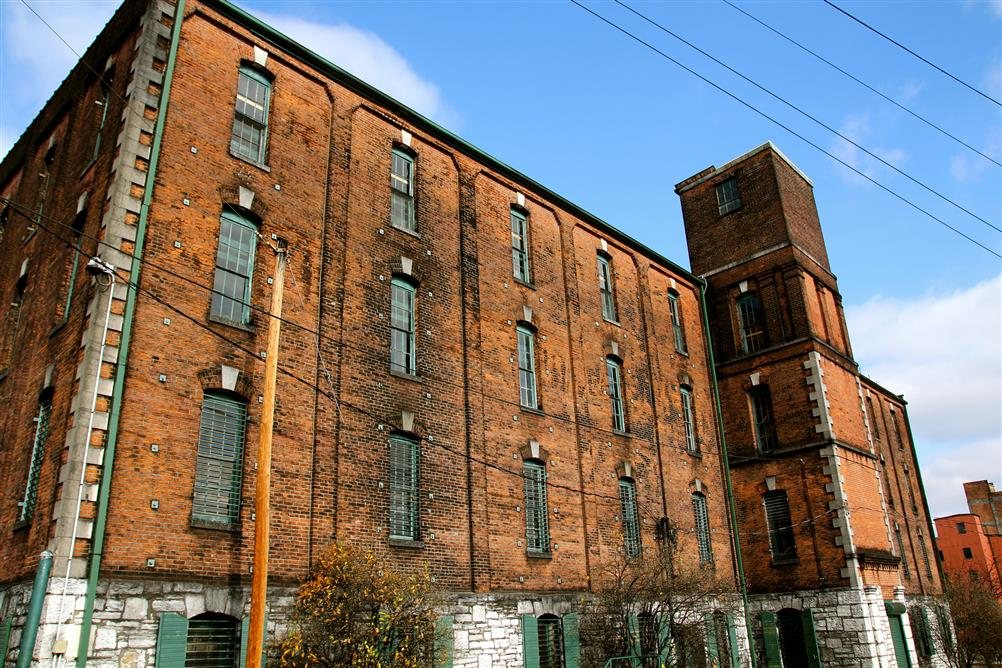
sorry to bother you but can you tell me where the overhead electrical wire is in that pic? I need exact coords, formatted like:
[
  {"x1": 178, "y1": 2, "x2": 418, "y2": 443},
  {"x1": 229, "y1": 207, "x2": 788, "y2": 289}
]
[
  {"x1": 568, "y1": 0, "x2": 1002, "y2": 259},
  {"x1": 612, "y1": 0, "x2": 1000, "y2": 234},
  {"x1": 823, "y1": 0, "x2": 1002, "y2": 107},
  {"x1": 721, "y1": 0, "x2": 1001, "y2": 168}
]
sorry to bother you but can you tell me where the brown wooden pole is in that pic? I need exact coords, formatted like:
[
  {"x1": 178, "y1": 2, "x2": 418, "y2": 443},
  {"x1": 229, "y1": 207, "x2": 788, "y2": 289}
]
[{"x1": 247, "y1": 242, "x2": 286, "y2": 668}]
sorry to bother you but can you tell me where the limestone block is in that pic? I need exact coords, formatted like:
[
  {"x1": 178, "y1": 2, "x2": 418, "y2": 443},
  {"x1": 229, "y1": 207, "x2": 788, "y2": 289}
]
[
  {"x1": 122, "y1": 597, "x2": 149, "y2": 620},
  {"x1": 95, "y1": 627, "x2": 117, "y2": 650}
]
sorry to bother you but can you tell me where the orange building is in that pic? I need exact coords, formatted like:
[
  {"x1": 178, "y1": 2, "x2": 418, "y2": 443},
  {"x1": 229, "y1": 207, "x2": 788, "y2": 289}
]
[{"x1": 935, "y1": 481, "x2": 1002, "y2": 596}]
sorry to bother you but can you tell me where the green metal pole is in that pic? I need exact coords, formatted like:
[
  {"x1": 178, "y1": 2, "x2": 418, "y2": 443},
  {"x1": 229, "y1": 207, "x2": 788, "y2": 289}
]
[
  {"x1": 16, "y1": 550, "x2": 53, "y2": 668},
  {"x1": 698, "y1": 279, "x2": 756, "y2": 668}
]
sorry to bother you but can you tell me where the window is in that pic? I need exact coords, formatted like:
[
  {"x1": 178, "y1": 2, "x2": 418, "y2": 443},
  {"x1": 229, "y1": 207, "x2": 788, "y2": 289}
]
[
  {"x1": 681, "y1": 387, "x2": 697, "y2": 453},
  {"x1": 891, "y1": 410, "x2": 904, "y2": 450},
  {"x1": 895, "y1": 527, "x2": 911, "y2": 579},
  {"x1": 390, "y1": 148, "x2": 416, "y2": 231},
  {"x1": 517, "y1": 325, "x2": 538, "y2": 409},
  {"x1": 866, "y1": 396, "x2": 880, "y2": 440},
  {"x1": 523, "y1": 459, "x2": 549, "y2": 553},
  {"x1": 736, "y1": 292, "x2": 766, "y2": 354},
  {"x1": 749, "y1": 385, "x2": 777, "y2": 453},
  {"x1": 511, "y1": 208, "x2": 531, "y2": 283},
  {"x1": 606, "y1": 357, "x2": 626, "y2": 432},
  {"x1": 537, "y1": 615, "x2": 564, "y2": 668},
  {"x1": 764, "y1": 490, "x2": 797, "y2": 562},
  {"x1": 92, "y1": 65, "x2": 114, "y2": 161},
  {"x1": 668, "y1": 290, "x2": 687, "y2": 354},
  {"x1": 910, "y1": 607, "x2": 935, "y2": 658},
  {"x1": 17, "y1": 391, "x2": 52, "y2": 524},
  {"x1": 963, "y1": 547, "x2": 973, "y2": 559},
  {"x1": 210, "y1": 210, "x2": 258, "y2": 324},
  {"x1": 390, "y1": 277, "x2": 417, "y2": 375},
  {"x1": 186, "y1": 613, "x2": 240, "y2": 667},
  {"x1": 192, "y1": 392, "x2": 247, "y2": 525},
  {"x1": 389, "y1": 434, "x2": 419, "y2": 540},
  {"x1": 692, "y1": 492, "x2": 712, "y2": 564},
  {"x1": 619, "y1": 478, "x2": 641, "y2": 559},
  {"x1": 230, "y1": 66, "x2": 271, "y2": 164},
  {"x1": 715, "y1": 177, "x2": 741, "y2": 215},
  {"x1": 597, "y1": 253, "x2": 617, "y2": 321},
  {"x1": 957, "y1": 521, "x2": 967, "y2": 534}
]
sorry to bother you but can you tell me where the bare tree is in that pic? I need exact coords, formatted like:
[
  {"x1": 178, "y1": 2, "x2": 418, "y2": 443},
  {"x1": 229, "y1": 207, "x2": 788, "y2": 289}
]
[
  {"x1": 940, "y1": 573, "x2": 1002, "y2": 668},
  {"x1": 275, "y1": 543, "x2": 443, "y2": 668},
  {"x1": 581, "y1": 530, "x2": 740, "y2": 668}
]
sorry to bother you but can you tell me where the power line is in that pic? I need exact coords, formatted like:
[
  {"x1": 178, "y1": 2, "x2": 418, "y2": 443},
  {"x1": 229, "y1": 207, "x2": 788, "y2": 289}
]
[
  {"x1": 568, "y1": 0, "x2": 1002, "y2": 260},
  {"x1": 612, "y1": 0, "x2": 1000, "y2": 235},
  {"x1": 721, "y1": 0, "x2": 1001, "y2": 168},
  {"x1": 822, "y1": 0, "x2": 1002, "y2": 107}
]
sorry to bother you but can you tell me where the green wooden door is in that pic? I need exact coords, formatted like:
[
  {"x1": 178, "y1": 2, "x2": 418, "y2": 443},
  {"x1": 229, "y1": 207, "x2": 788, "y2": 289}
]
[{"x1": 888, "y1": 613, "x2": 911, "y2": 668}]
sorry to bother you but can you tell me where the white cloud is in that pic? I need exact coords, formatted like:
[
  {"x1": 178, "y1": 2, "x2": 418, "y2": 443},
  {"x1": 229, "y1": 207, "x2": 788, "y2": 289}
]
[
  {"x1": 846, "y1": 275, "x2": 1002, "y2": 517},
  {"x1": 255, "y1": 11, "x2": 458, "y2": 127},
  {"x1": 830, "y1": 114, "x2": 909, "y2": 184},
  {"x1": 983, "y1": 56, "x2": 1002, "y2": 100},
  {"x1": 949, "y1": 125, "x2": 1001, "y2": 183}
]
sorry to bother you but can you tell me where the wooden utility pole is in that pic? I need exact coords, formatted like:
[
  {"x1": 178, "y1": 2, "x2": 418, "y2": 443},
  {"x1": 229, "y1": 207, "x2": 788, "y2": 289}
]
[{"x1": 247, "y1": 241, "x2": 286, "y2": 668}]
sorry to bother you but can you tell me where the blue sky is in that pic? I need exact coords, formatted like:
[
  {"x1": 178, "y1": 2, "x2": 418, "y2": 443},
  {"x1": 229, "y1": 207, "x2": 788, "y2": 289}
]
[{"x1": 1, "y1": 0, "x2": 1000, "y2": 518}]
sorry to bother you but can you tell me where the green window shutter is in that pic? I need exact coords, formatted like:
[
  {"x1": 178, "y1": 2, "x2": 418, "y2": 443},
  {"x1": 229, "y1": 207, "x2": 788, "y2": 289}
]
[
  {"x1": 0, "y1": 616, "x2": 13, "y2": 665},
  {"x1": 801, "y1": 609, "x2": 822, "y2": 668},
  {"x1": 921, "y1": 608, "x2": 935, "y2": 656},
  {"x1": 562, "y1": 613, "x2": 580, "y2": 668},
  {"x1": 434, "y1": 615, "x2": 454, "y2": 668},
  {"x1": 239, "y1": 612, "x2": 267, "y2": 668},
  {"x1": 659, "y1": 621, "x2": 671, "y2": 665},
  {"x1": 155, "y1": 612, "x2": 189, "y2": 668},
  {"x1": 726, "y1": 615, "x2": 740, "y2": 668},
  {"x1": 522, "y1": 614, "x2": 540, "y2": 668},
  {"x1": 705, "y1": 613, "x2": 719, "y2": 666},
  {"x1": 627, "y1": 614, "x2": 641, "y2": 658},
  {"x1": 760, "y1": 611, "x2": 781, "y2": 668}
]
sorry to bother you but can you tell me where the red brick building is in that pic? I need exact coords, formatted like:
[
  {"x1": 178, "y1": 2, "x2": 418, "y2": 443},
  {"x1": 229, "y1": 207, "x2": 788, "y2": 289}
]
[
  {"x1": 0, "y1": 1, "x2": 744, "y2": 666},
  {"x1": 676, "y1": 144, "x2": 948, "y2": 667},
  {"x1": 934, "y1": 481, "x2": 1002, "y2": 595}
]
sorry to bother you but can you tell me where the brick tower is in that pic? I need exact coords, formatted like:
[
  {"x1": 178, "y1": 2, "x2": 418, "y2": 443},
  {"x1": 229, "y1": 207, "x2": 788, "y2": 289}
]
[{"x1": 677, "y1": 143, "x2": 948, "y2": 668}]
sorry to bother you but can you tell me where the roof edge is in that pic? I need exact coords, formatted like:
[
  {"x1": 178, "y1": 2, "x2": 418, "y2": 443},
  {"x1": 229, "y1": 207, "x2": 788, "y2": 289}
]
[{"x1": 674, "y1": 141, "x2": 813, "y2": 194}]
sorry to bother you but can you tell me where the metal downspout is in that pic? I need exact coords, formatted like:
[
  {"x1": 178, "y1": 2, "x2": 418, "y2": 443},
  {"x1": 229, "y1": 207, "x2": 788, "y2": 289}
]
[
  {"x1": 699, "y1": 278, "x2": 755, "y2": 667},
  {"x1": 75, "y1": 1, "x2": 185, "y2": 663},
  {"x1": 16, "y1": 551, "x2": 53, "y2": 668}
]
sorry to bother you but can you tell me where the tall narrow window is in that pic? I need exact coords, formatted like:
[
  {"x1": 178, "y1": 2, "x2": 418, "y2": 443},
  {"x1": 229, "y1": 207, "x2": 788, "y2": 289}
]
[
  {"x1": 92, "y1": 67, "x2": 113, "y2": 161},
  {"x1": 736, "y1": 292, "x2": 766, "y2": 354},
  {"x1": 749, "y1": 385, "x2": 777, "y2": 453},
  {"x1": 619, "y1": 477, "x2": 641, "y2": 559},
  {"x1": 692, "y1": 492, "x2": 712, "y2": 564},
  {"x1": 517, "y1": 325, "x2": 538, "y2": 409},
  {"x1": 537, "y1": 615, "x2": 564, "y2": 668},
  {"x1": 919, "y1": 531, "x2": 933, "y2": 578},
  {"x1": 390, "y1": 148, "x2": 416, "y2": 231},
  {"x1": 606, "y1": 357, "x2": 626, "y2": 432},
  {"x1": 17, "y1": 391, "x2": 52, "y2": 524},
  {"x1": 681, "y1": 387, "x2": 697, "y2": 453},
  {"x1": 895, "y1": 526, "x2": 911, "y2": 579},
  {"x1": 764, "y1": 490, "x2": 797, "y2": 562},
  {"x1": 597, "y1": 253, "x2": 617, "y2": 321},
  {"x1": 668, "y1": 290, "x2": 687, "y2": 354},
  {"x1": 715, "y1": 177, "x2": 741, "y2": 215},
  {"x1": 891, "y1": 410, "x2": 904, "y2": 450},
  {"x1": 389, "y1": 434, "x2": 419, "y2": 540},
  {"x1": 866, "y1": 396, "x2": 880, "y2": 440},
  {"x1": 192, "y1": 392, "x2": 247, "y2": 525},
  {"x1": 524, "y1": 459, "x2": 549, "y2": 553},
  {"x1": 390, "y1": 277, "x2": 417, "y2": 375},
  {"x1": 511, "y1": 208, "x2": 531, "y2": 283},
  {"x1": 210, "y1": 210, "x2": 258, "y2": 324},
  {"x1": 230, "y1": 66, "x2": 271, "y2": 164}
]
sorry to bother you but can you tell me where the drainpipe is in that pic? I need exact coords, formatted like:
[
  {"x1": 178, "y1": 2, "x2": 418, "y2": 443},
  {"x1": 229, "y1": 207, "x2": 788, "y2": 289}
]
[
  {"x1": 16, "y1": 551, "x2": 53, "y2": 668},
  {"x1": 698, "y1": 278, "x2": 756, "y2": 668},
  {"x1": 74, "y1": 2, "x2": 185, "y2": 664},
  {"x1": 51, "y1": 259, "x2": 115, "y2": 668}
]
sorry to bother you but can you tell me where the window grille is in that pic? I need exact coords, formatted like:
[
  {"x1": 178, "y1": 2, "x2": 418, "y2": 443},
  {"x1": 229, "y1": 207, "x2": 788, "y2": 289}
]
[
  {"x1": 619, "y1": 478, "x2": 641, "y2": 559},
  {"x1": 185, "y1": 613, "x2": 239, "y2": 667},
  {"x1": 18, "y1": 394, "x2": 52, "y2": 523},
  {"x1": 230, "y1": 67, "x2": 270, "y2": 164},
  {"x1": 692, "y1": 492, "x2": 712, "y2": 564},
  {"x1": 736, "y1": 293, "x2": 766, "y2": 354},
  {"x1": 524, "y1": 460, "x2": 549, "y2": 553},
  {"x1": 389, "y1": 434, "x2": 419, "y2": 540},
  {"x1": 192, "y1": 393, "x2": 247, "y2": 525},
  {"x1": 896, "y1": 528, "x2": 911, "y2": 579},
  {"x1": 537, "y1": 615, "x2": 564, "y2": 668},
  {"x1": 210, "y1": 211, "x2": 258, "y2": 324},
  {"x1": 764, "y1": 490, "x2": 797, "y2": 561}
]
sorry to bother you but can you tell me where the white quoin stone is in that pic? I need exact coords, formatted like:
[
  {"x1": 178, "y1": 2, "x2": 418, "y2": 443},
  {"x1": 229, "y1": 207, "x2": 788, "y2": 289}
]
[{"x1": 253, "y1": 46, "x2": 268, "y2": 66}]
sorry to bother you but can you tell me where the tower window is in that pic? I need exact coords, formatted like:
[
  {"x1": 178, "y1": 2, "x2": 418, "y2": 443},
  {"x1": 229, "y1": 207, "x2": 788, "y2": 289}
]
[
  {"x1": 668, "y1": 290, "x2": 687, "y2": 354},
  {"x1": 390, "y1": 277, "x2": 417, "y2": 375},
  {"x1": 511, "y1": 208, "x2": 531, "y2": 283},
  {"x1": 230, "y1": 66, "x2": 271, "y2": 164},
  {"x1": 764, "y1": 490, "x2": 797, "y2": 562},
  {"x1": 606, "y1": 357, "x2": 626, "y2": 432},
  {"x1": 597, "y1": 253, "x2": 617, "y2": 322},
  {"x1": 736, "y1": 292, "x2": 766, "y2": 354},
  {"x1": 517, "y1": 325, "x2": 538, "y2": 409},
  {"x1": 390, "y1": 148, "x2": 416, "y2": 232},
  {"x1": 715, "y1": 177, "x2": 741, "y2": 215},
  {"x1": 749, "y1": 385, "x2": 777, "y2": 453}
]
